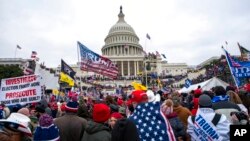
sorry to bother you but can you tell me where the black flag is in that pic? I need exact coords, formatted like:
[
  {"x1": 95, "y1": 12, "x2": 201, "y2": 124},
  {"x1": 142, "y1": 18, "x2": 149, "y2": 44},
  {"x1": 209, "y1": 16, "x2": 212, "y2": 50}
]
[{"x1": 61, "y1": 59, "x2": 76, "y2": 79}]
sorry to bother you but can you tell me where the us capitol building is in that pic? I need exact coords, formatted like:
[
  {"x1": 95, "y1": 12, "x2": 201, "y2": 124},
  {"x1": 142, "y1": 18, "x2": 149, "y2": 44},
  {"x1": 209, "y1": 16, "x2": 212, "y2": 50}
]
[
  {"x1": 99, "y1": 6, "x2": 188, "y2": 77},
  {"x1": 70, "y1": 6, "x2": 188, "y2": 81}
]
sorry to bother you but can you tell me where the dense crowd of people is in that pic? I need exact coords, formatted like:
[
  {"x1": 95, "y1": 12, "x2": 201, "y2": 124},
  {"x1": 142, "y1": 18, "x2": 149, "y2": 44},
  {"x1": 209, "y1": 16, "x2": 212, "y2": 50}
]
[{"x1": 0, "y1": 82, "x2": 250, "y2": 141}]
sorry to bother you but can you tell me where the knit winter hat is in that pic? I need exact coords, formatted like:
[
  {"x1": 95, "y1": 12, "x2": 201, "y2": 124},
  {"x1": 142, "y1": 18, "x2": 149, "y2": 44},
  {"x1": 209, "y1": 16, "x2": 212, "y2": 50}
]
[
  {"x1": 111, "y1": 112, "x2": 123, "y2": 119},
  {"x1": 117, "y1": 98, "x2": 123, "y2": 106},
  {"x1": 39, "y1": 114, "x2": 53, "y2": 127},
  {"x1": 93, "y1": 103, "x2": 111, "y2": 123},
  {"x1": 65, "y1": 101, "x2": 79, "y2": 113},
  {"x1": 199, "y1": 94, "x2": 212, "y2": 107},
  {"x1": 18, "y1": 108, "x2": 30, "y2": 117},
  {"x1": 35, "y1": 104, "x2": 46, "y2": 113},
  {"x1": 33, "y1": 114, "x2": 60, "y2": 141},
  {"x1": 130, "y1": 90, "x2": 148, "y2": 103}
]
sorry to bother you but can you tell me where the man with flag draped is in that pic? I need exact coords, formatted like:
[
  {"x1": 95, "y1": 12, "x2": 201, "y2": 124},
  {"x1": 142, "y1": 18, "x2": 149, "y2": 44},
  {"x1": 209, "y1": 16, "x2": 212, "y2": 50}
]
[{"x1": 128, "y1": 87, "x2": 176, "y2": 141}]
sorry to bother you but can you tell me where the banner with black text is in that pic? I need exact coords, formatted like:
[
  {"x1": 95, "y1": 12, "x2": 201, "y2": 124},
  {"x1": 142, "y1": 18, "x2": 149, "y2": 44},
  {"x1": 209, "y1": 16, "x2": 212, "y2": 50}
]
[{"x1": 0, "y1": 75, "x2": 41, "y2": 105}]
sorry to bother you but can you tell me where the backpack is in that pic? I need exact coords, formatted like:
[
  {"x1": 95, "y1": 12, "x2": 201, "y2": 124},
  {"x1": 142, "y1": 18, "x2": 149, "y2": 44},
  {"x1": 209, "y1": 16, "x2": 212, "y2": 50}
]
[{"x1": 191, "y1": 113, "x2": 221, "y2": 126}]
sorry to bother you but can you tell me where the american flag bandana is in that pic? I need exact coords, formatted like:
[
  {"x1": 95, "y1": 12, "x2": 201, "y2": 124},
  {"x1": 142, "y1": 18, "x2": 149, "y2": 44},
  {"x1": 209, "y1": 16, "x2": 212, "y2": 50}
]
[{"x1": 129, "y1": 101, "x2": 176, "y2": 141}]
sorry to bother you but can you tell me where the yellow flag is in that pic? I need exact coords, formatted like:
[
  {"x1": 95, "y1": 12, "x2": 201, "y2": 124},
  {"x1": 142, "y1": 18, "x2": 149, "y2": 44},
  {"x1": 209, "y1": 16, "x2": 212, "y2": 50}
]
[
  {"x1": 52, "y1": 89, "x2": 59, "y2": 95},
  {"x1": 132, "y1": 81, "x2": 147, "y2": 91},
  {"x1": 60, "y1": 72, "x2": 74, "y2": 86}
]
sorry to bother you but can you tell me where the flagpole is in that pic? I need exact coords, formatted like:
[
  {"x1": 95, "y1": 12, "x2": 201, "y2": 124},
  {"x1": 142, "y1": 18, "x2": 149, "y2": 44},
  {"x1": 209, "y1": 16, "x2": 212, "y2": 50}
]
[
  {"x1": 144, "y1": 37, "x2": 148, "y2": 88},
  {"x1": 77, "y1": 42, "x2": 82, "y2": 92},
  {"x1": 222, "y1": 46, "x2": 239, "y2": 89},
  {"x1": 14, "y1": 46, "x2": 18, "y2": 58}
]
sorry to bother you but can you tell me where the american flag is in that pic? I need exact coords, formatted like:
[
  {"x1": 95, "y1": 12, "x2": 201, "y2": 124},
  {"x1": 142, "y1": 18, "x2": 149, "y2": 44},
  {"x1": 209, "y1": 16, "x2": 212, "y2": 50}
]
[
  {"x1": 129, "y1": 102, "x2": 176, "y2": 141},
  {"x1": 31, "y1": 51, "x2": 39, "y2": 62},
  {"x1": 23, "y1": 61, "x2": 35, "y2": 75},
  {"x1": 124, "y1": 44, "x2": 129, "y2": 50},
  {"x1": 31, "y1": 51, "x2": 37, "y2": 58},
  {"x1": 17, "y1": 45, "x2": 22, "y2": 49},
  {"x1": 156, "y1": 51, "x2": 161, "y2": 57},
  {"x1": 146, "y1": 33, "x2": 151, "y2": 40}
]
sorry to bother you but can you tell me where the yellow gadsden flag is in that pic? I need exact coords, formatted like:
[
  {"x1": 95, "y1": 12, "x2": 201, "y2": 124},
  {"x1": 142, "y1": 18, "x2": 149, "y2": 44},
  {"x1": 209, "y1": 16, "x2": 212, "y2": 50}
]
[
  {"x1": 60, "y1": 72, "x2": 74, "y2": 86},
  {"x1": 132, "y1": 81, "x2": 147, "y2": 91}
]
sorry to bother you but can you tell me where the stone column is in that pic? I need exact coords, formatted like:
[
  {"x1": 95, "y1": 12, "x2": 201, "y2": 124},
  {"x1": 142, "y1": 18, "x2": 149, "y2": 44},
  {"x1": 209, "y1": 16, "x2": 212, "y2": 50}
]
[
  {"x1": 128, "y1": 61, "x2": 130, "y2": 76},
  {"x1": 134, "y1": 61, "x2": 137, "y2": 76},
  {"x1": 137, "y1": 61, "x2": 139, "y2": 73},
  {"x1": 121, "y1": 61, "x2": 124, "y2": 76}
]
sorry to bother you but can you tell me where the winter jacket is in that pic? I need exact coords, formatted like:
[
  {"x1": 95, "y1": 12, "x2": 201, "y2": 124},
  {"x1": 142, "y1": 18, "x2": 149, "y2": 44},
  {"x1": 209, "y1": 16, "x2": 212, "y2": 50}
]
[
  {"x1": 187, "y1": 108, "x2": 230, "y2": 141},
  {"x1": 212, "y1": 101, "x2": 241, "y2": 123},
  {"x1": 191, "y1": 98, "x2": 199, "y2": 116},
  {"x1": 173, "y1": 105, "x2": 192, "y2": 129},
  {"x1": 166, "y1": 113, "x2": 186, "y2": 140},
  {"x1": 54, "y1": 113, "x2": 87, "y2": 141},
  {"x1": 111, "y1": 118, "x2": 140, "y2": 141},
  {"x1": 81, "y1": 121, "x2": 111, "y2": 141}
]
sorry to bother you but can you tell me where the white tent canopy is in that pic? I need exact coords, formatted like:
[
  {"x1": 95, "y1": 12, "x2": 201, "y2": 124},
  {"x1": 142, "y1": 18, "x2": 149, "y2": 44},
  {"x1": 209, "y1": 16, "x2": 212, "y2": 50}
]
[
  {"x1": 35, "y1": 63, "x2": 59, "y2": 89},
  {"x1": 178, "y1": 77, "x2": 229, "y2": 93}
]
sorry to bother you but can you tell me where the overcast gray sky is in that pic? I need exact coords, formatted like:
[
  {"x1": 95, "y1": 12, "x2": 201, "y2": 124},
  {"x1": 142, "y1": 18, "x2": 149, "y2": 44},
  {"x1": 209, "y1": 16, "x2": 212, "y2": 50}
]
[{"x1": 1, "y1": 0, "x2": 250, "y2": 67}]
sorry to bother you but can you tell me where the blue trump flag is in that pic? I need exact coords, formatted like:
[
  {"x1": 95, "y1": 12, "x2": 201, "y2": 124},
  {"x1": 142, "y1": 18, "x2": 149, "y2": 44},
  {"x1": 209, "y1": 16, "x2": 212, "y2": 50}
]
[
  {"x1": 78, "y1": 41, "x2": 118, "y2": 78},
  {"x1": 223, "y1": 47, "x2": 250, "y2": 87},
  {"x1": 185, "y1": 79, "x2": 192, "y2": 88}
]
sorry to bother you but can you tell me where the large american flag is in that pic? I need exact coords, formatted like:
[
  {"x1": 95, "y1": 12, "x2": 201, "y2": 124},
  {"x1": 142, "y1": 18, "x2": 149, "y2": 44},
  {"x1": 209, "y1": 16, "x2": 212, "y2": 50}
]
[
  {"x1": 129, "y1": 102, "x2": 176, "y2": 141},
  {"x1": 78, "y1": 41, "x2": 118, "y2": 78}
]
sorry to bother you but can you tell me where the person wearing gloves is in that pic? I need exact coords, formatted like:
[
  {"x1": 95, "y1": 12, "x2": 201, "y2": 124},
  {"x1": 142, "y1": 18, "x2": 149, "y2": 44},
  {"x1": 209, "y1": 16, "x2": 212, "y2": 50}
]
[{"x1": 187, "y1": 94, "x2": 230, "y2": 141}]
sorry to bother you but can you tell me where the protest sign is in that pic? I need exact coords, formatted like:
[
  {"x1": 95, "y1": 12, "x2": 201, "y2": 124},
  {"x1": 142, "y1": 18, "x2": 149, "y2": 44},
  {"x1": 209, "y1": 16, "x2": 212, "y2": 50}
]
[{"x1": 0, "y1": 75, "x2": 41, "y2": 105}]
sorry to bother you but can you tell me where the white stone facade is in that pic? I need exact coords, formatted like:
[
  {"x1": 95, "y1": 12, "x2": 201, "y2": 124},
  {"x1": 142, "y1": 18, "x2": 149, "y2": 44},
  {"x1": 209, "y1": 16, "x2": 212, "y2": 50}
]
[{"x1": 0, "y1": 58, "x2": 31, "y2": 70}]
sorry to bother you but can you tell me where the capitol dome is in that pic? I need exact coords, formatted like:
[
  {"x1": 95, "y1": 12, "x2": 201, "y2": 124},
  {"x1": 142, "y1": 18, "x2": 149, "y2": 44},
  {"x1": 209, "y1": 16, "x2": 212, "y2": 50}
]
[
  {"x1": 102, "y1": 6, "x2": 145, "y2": 77},
  {"x1": 108, "y1": 14, "x2": 136, "y2": 35}
]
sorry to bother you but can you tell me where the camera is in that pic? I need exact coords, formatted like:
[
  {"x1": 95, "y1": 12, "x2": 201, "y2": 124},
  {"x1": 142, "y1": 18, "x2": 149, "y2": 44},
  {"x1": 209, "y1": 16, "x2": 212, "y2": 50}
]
[{"x1": 230, "y1": 111, "x2": 249, "y2": 125}]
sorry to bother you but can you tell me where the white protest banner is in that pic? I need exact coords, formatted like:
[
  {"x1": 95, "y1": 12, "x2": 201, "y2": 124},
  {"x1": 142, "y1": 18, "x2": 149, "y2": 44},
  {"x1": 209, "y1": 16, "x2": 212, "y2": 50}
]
[{"x1": 0, "y1": 75, "x2": 41, "y2": 105}]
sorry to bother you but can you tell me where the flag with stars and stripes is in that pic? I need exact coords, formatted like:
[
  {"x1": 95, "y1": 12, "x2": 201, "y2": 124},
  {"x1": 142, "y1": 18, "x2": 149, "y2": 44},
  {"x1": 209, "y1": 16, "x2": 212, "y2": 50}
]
[{"x1": 129, "y1": 102, "x2": 176, "y2": 141}]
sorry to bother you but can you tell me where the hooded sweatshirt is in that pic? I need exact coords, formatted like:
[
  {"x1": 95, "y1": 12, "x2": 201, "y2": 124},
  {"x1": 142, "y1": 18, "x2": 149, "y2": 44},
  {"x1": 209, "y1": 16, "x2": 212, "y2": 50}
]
[{"x1": 81, "y1": 121, "x2": 111, "y2": 141}]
